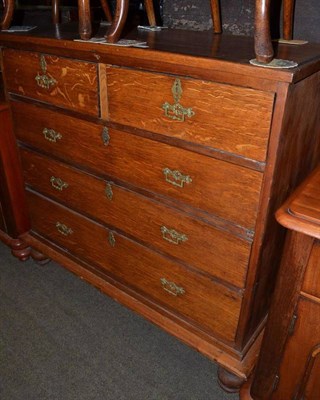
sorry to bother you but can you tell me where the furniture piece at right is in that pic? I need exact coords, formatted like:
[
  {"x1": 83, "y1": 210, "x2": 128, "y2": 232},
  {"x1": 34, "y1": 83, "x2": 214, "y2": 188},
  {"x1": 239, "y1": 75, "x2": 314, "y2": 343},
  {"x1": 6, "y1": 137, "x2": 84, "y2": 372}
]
[{"x1": 250, "y1": 165, "x2": 320, "y2": 400}]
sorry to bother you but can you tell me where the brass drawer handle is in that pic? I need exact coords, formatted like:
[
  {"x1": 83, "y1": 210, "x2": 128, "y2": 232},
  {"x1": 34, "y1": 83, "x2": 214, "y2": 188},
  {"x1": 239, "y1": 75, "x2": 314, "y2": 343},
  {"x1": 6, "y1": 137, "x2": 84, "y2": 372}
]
[
  {"x1": 43, "y1": 128, "x2": 62, "y2": 143},
  {"x1": 160, "y1": 278, "x2": 185, "y2": 297},
  {"x1": 35, "y1": 55, "x2": 57, "y2": 90},
  {"x1": 162, "y1": 78, "x2": 195, "y2": 122},
  {"x1": 162, "y1": 167, "x2": 192, "y2": 188},
  {"x1": 101, "y1": 127, "x2": 110, "y2": 146},
  {"x1": 105, "y1": 182, "x2": 113, "y2": 200},
  {"x1": 56, "y1": 221, "x2": 73, "y2": 236},
  {"x1": 161, "y1": 226, "x2": 188, "y2": 245},
  {"x1": 50, "y1": 176, "x2": 69, "y2": 191},
  {"x1": 108, "y1": 231, "x2": 116, "y2": 247}
]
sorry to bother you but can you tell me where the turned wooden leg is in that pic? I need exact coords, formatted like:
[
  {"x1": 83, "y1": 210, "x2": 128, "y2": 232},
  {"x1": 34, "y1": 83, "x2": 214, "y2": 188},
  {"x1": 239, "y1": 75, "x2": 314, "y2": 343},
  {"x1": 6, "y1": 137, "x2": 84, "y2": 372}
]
[
  {"x1": 254, "y1": 0, "x2": 274, "y2": 63},
  {"x1": 106, "y1": 0, "x2": 129, "y2": 43},
  {"x1": 100, "y1": 0, "x2": 113, "y2": 22},
  {"x1": 78, "y1": 0, "x2": 92, "y2": 40},
  {"x1": 144, "y1": 0, "x2": 156, "y2": 27},
  {"x1": 217, "y1": 366, "x2": 246, "y2": 393},
  {"x1": 0, "y1": 0, "x2": 15, "y2": 30},
  {"x1": 10, "y1": 238, "x2": 31, "y2": 261},
  {"x1": 210, "y1": 0, "x2": 222, "y2": 34},
  {"x1": 283, "y1": 0, "x2": 295, "y2": 40},
  {"x1": 52, "y1": 0, "x2": 60, "y2": 24}
]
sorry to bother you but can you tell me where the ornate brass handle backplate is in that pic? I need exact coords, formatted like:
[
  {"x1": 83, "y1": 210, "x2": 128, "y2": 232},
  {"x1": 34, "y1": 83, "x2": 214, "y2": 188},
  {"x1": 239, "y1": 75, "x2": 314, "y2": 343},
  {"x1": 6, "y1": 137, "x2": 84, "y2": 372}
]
[
  {"x1": 161, "y1": 226, "x2": 188, "y2": 245},
  {"x1": 35, "y1": 55, "x2": 57, "y2": 90},
  {"x1": 160, "y1": 278, "x2": 185, "y2": 297},
  {"x1": 56, "y1": 221, "x2": 73, "y2": 236},
  {"x1": 50, "y1": 176, "x2": 69, "y2": 191},
  {"x1": 162, "y1": 79, "x2": 195, "y2": 122},
  {"x1": 43, "y1": 128, "x2": 62, "y2": 143},
  {"x1": 162, "y1": 167, "x2": 192, "y2": 188}
]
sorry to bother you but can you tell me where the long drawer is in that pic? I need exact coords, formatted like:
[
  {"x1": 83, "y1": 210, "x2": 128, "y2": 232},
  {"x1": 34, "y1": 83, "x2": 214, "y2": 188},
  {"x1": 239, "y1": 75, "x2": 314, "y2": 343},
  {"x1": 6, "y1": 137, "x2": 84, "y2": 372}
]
[
  {"x1": 20, "y1": 147, "x2": 251, "y2": 288},
  {"x1": 3, "y1": 49, "x2": 99, "y2": 116},
  {"x1": 105, "y1": 66, "x2": 274, "y2": 162},
  {"x1": 12, "y1": 101, "x2": 263, "y2": 230},
  {"x1": 26, "y1": 190, "x2": 243, "y2": 342}
]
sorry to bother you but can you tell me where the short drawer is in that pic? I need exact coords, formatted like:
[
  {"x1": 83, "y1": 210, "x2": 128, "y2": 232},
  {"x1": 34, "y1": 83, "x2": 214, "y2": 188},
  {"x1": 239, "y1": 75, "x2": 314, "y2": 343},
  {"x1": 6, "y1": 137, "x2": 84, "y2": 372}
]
[
  {"x1": 13, "y1": 101, "x2": 263, "y2": 230},
  {"x1": 21, "y1": 148, "x2": 252, "y2": 288},
  {"x1": 3, "y1": 49, "x2": 99, "y2": 116},
  {"x1": 26, "y1": 190, "x2": 243, "y2": 342},
  {"x1": 105, "y1": 66, "x2": 274, "y2": 162}
]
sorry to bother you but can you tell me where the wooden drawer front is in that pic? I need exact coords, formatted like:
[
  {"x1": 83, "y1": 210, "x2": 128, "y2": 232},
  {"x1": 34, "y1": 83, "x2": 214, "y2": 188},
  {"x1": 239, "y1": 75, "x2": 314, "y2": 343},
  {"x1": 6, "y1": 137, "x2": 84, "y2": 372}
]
[
  {"x1": 21, "y1": 148, "x2": 251, "y2": 288},
  {"x1": 273, "y1": 298, "x2": 320, "y2": 400},
  {"x1": 302, "y1": 240, "x2": 320, "y2": 298},
  {"x1": 26, "y1": 190, "x2": 242, "y2": 342},
  {"x1": 13, "y1": 102, "x2": 262, "y2": 229},
  {"x1": 3, "y1": 49, "x2": 98, "y2": 116},
  {"x1": 105, "y1": 66, "x2": 274, "y2": 162}
]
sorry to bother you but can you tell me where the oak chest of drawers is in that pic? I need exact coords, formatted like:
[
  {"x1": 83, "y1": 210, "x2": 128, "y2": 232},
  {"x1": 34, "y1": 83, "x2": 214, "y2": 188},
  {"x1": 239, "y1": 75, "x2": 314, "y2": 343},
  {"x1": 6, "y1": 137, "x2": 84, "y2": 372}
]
[{"x1": 1, "y1": 27, "x2": 320, "y2": 393}]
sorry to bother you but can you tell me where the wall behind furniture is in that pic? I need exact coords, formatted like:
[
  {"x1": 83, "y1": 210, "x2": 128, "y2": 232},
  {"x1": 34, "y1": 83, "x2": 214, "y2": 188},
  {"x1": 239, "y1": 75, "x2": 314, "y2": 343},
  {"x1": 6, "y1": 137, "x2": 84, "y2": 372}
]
[{"x1": 162, "y1": 0, "x2": 320, "y2": 42}]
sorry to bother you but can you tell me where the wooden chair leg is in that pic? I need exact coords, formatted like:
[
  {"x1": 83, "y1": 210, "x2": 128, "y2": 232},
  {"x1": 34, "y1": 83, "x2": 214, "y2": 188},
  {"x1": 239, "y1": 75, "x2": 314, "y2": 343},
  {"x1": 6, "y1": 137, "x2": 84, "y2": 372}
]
[
  {"x1": 210, "y1": 0, "x2": 222, "y2": 33},
  {"x1": 106, "y1": 0, "x2": 129, "y2": 43},
  {"x1": 0, "y1": 0, "x2": 15, "y2": 30},
  {"x1": 78, "y1": 0, "x2": 92, "y2": 40},
  {"x1": 254, "y1": 0, "x2": 274, "y2": 63},
  {"x1": 144, "y1": 0, "x2": 156, "y2": 27},
  {"x1": 100, "y1": 0, "x2": 113, "y2": 22},
  {"x1": 283, "y1": 0, "x2": 295, "y2": 40},
  {"x1": 52, "y1": 0, "x2": 60, "y2": 24}
]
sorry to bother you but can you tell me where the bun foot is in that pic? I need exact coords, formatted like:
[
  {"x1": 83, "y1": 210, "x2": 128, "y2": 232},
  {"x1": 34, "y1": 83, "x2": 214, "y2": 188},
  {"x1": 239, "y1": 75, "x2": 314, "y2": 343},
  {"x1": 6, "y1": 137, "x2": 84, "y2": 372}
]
[
  {"x1": 217, "y1": 366, "x2": 245, "y2": 393},
  {"x1": 10, "y1": 238, "x2": 31, "y2": 261},
  {"x1": 31, "y1": 248, "x2": 50, "y2": 265}
]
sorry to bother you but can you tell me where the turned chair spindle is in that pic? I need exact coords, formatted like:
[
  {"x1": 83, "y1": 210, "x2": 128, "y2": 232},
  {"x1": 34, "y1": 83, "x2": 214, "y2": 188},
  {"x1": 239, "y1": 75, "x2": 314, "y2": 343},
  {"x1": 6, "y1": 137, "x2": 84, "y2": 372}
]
[{"x1": 0, "y1": 0, "x2": 296, "y2": 64}]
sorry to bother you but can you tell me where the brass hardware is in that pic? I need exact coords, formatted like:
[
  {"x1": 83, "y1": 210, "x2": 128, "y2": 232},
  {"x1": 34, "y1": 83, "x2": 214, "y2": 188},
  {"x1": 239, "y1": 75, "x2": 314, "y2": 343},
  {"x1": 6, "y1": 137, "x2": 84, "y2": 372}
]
[
  {"x1": 101, "y1": 127, "x2": 110, "y2": 146},
  {"x1": 105, "y1": 182, "x2": 113, "y2": 201},
  {"x1": 289, "y1": 314, "x2": 298, "y2": 335},
  {"x1": 43, "y1": 128, "x2": 62, "y2": 143},
  {"x1": 160, "y1": 278, "x2": 185, "y2": 296},
  {"x1": 35, "y1": 55, "x2": 57, "y2": 90},
  {"x1": 50, "y1": 176, "x2": 69, "y2": 191},
  {"x1": 161, "y1": 226, "x2": 188, "y2": 245},
  {"x1": 162, "y1": 78, "x2": 195, "y2": 122},
  {"x1": 56, "y1": 221, "x2": 73, "y2": 236},
  {"x1": 162, "y1": 167, "x2": 192, "y2": 188},
  {"x1": 108, "y1": 231, "x2": 116, "y2": 247}
]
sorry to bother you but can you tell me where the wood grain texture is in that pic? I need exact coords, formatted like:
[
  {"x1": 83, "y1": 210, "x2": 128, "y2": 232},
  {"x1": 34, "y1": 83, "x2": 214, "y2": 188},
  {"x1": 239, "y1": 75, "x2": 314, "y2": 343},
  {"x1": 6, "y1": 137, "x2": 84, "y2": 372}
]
[
  {"x1": 26, "y1": 190, "x2": 243, "y2": 343},
  {"x1": 12, "y1": 101, "x2": 263, "y2": 230},
  {"x1": 302, "y1": 241, "x2": 320, "y2": 298},
  {"x1": 270, "y1": 298, "x2": 320, "y2": 400},
  {"x1": 106, "y1": 66, "x2": 275, "y2": 162},
  {"x1": 237, "y1": 70, "x2": 320, "y2": 349},
  {"x1": 3, "y1": 49, "x2": 98, "y2": 116},
  {"x1": 250, "y1": 231, "x2": 314, "y2": 399},
  {"x1": 20, "y1": 147, "x2": 252, "y2": 288},
  {"x1": 0, "y1": 103, "x2": 29, "y2": 237}
]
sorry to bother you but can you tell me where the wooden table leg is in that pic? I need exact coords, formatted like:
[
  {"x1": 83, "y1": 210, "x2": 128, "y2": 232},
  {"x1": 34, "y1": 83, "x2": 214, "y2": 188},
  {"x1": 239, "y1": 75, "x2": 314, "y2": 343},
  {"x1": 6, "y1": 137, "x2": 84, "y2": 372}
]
[
  {"x1": 106, "y1": 0, "x2": 129, "y2": 43},
  {"x1": 78, "y1": 0, "x2": 92, "y2": 40},
  {"x1": 0, "y1": 0, "x2": 15, "y2": 30},
  {"x1": 210, "y1": 0, "x2": 222, "y2": 34},
  {"x1": 52, "y1": 0, "x2": 60, "y2": 24},
  {"x1": 144, "y1": 0, "x2": 156, "y2": 27},
  {"x1": 283, "y1": 0, "x2": 295, "y2": 40},
  {"x1": 254, "y1": 0, "x2": 274, "y2": 63}
]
